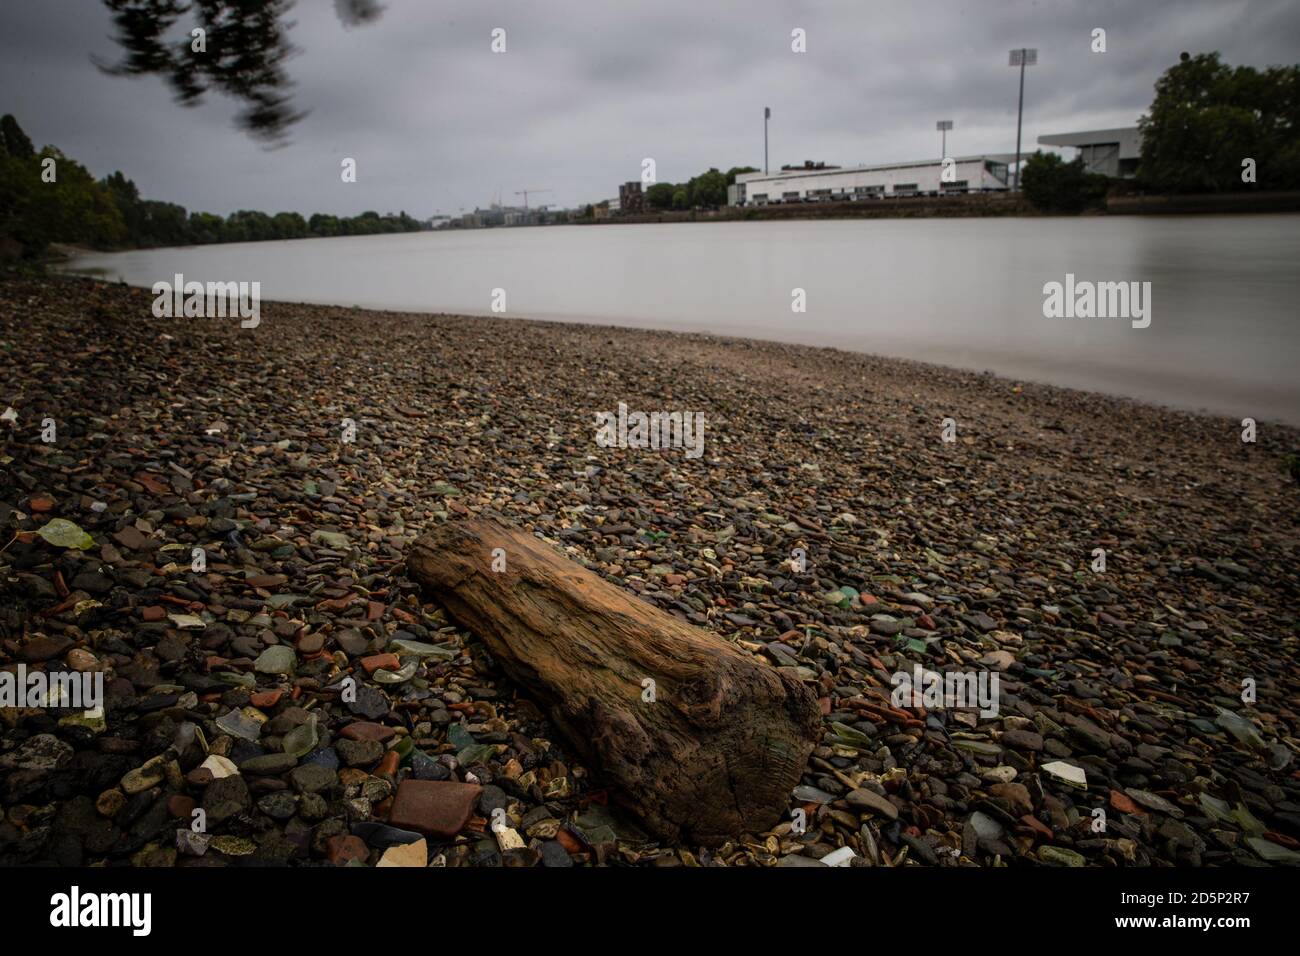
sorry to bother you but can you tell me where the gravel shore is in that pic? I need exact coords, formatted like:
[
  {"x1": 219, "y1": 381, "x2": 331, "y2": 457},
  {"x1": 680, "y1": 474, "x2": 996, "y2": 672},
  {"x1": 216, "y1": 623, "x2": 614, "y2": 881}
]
[{"x1": 1, "y1": 274, "x2": 1297, "y2": 867}]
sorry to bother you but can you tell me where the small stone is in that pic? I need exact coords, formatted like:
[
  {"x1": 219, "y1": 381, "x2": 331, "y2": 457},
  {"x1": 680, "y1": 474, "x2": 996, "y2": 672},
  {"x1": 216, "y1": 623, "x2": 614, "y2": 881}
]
[
  {"x1": 980, "y1": 650, "x2": 1016, "y2": 670},
  {"x1": 792, "y1": 785, "x2": 836, "y2": 804},
  {"x1": 340, "y1": 721, "x2": 396, "y2": 743},
  {"x1": 327, "y1": 834, "x2": 369, "y2": 865},
  {"x1": 215, "y1": 709, "x2": 263, "y2": 742},
  {"x1": 121, "y1": 755, "x2": 169, "y2": 794},
  {"x1": 290, "y1": 763, "x2": 338, "y2": 794},
  {"x1": 387, "y1": 780, "x2": 482, "y2": 839},
  {"x1": 989, "y1": 782, "x2": 1033, "y2": 816},
  {"x1": 820, "y1": 846, "x2": 858, "y2": 867},
  {"x1": 198, "y1": 754, "x2": 239, "y2": 779},
  {"x1": 96, "y1": 789, "x2": 126, "y2": 818},
  {"x1": 337, "y1": 738, "x2": 384, "y2": 767},
  {"x1": 360, "y1": 653, "x2": 400, "y2": 675},
  {"x1": 250, "y1": 689, "x2": 284, "y2": 709},
  {"x1": 346, "y1": 684, "x2": 390, "y2": 719},
  {"x1": 1124, "y1": 789, "x2": 1184, "y2": 818},
  {"x1": 203, "y1": 774, "x2": 251, "y2": 825},
  {"x1": 17, "y1": 635, "x2": 72, "y2": 662},
  {"x1": 1109, "y1": 790, "x2": 1143, "y2": 815},
  {"x1": 298, "y1": 632, "x2": 325, "y2": 655},
  {"x1": 1000, "y1": 728, "x2": 1044, "y2": 751},
  {"x1": 1041, "y1": 761, "x2": 1088, "y2": 790},
  {"x1": 258, "y1": 791, "x2": 299, "y2": 820},
  {"x1": 113, "y1": 526, "x2": 149, "y2": 550},
  {"x1": 494, "y1": 826, "x2": 526, "y2": 852},
  {"x1": 211, "y1": 835, "x2": 258, "y2": 857},
  {"x1": 176, "y1": 830, "x2": 210, "y2": 856},
  {"x1": 311, "y1": 530, "x2": 350, "y2": 550},
  {"x1": 845, "y1": 788, "x2": 899, "y2": 820},
  {"x1": 377, "y1": 838, "x2": 428, "y2": 867},
  {"x1": 241, "y1": 752, "x2": 298, "y2": 775},
  {"x1": 167, "y1": 794, "x2": 197, "y2": 819},
  {"x1": 66, "y1": 648, "x2": 100, "y2": 672},
  {"x1": 0, "y1": 733, "x2": 73, "y2": 772},
  {"x1": 540, "y1": 840, "x2": 574, "y2": 867},
  {"x1": 255, "y1": 645, "x2": 297, "y2": 676},
  {"x1": 246, "y1": 574, "x2": 288, "y2": 588},
  {"x1": 352, "y1": 822, "x2": 425, "y2": 847},
  {"x1": 1038, "y1": 845, "x2": 1087, "y2": 867}
]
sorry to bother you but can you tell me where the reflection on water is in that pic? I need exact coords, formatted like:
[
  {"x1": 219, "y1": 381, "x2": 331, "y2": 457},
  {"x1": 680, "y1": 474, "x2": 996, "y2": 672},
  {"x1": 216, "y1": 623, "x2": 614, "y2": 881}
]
[{"x1": 62, "y1": 215, "x2": 1300, "y2": 424}]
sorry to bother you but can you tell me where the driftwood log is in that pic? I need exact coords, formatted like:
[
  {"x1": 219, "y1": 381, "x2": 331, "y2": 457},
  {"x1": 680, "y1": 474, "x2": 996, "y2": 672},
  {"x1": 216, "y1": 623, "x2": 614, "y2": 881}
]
[{"x1": 407, "y1": 519, "x2": 821, "y2": 845}]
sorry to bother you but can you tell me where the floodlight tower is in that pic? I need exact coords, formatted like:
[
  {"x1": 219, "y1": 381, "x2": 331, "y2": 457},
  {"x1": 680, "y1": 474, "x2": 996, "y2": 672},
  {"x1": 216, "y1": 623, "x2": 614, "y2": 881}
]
[
  {"x1": 936, "y1": 120, "x2": 953, "y2": 159},
  {"x1": 1008, "y1": 48, "x2": 1037, "y2": 190},
  {"x1": 764, "y1": 107, "x2": 771, "y2": 174}
]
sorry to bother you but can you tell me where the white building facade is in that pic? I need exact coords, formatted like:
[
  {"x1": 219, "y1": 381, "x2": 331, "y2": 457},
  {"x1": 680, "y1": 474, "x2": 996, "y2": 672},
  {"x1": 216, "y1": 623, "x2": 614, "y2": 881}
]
[{"x1": 731, "y1": 157, "x2": 1011, "y2": 205}]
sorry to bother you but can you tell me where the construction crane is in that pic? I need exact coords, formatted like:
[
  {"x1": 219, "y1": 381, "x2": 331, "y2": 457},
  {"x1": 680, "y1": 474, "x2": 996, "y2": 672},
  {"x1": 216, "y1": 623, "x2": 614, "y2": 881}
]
[{"x1": 514, "y1": 188, "x2": 552, "y2": 211}]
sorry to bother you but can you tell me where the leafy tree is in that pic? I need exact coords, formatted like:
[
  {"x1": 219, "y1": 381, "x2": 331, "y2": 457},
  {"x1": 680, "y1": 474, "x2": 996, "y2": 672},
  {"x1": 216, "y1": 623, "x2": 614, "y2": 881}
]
[
  {"x1": 139, "y1": 200, "x2": 191, "y2": 245},
  {"x1": 0, "y1": 116, "x2": 43, "y2": 253},
  {"x1": 271, "y1": 211, "x2": 308, "y2": 239},
  {"x1": 671, "y1": 188, "x2": 689, "y2": 210},
  {"x1": 188, "y1": 211, "x2": 226, "y2": 243},
  {"x1": 1, "y1": 114, "x2": 34, "y2": 158},
  {"x1": 1138, "y1": 52, "x2": 1300, "y2": 192},
  {"x1": 688, "y1": 168, "x2": 727, "y2": 207},
  {"x1": 1020, "y1": 151, "x2": 1109, "y2": 213},
  {"x1": 309, "y1": 212, "x2": 340, "y2": 236},
  {"x1": 101, "y1": 170, "x2": 144, "y2": 238},
  {"x1": 41, "y1": 150, "x2": 128, "y2": 247},
  {"x1": 0, "y1": 119, "x2": 126, "y2": 257},
  {"x1": 226, "y1": 209, "x2": 274, "y2": 242},
  {"x1": 645, "y1": 182, "x2": 675, "y2": 209}
]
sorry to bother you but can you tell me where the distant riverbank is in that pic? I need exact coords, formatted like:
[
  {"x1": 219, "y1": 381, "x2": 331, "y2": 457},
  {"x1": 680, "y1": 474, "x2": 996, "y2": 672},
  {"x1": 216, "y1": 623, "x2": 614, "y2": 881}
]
[{"x1": 594, "y1": 189, "x2": 1300, "y2": 225}]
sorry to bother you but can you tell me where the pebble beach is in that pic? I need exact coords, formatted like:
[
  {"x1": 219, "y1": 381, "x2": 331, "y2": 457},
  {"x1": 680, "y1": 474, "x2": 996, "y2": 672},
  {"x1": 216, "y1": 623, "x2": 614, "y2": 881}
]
[{"x1": 1, "y1": 273, "x2": 1297, "y2": 868}]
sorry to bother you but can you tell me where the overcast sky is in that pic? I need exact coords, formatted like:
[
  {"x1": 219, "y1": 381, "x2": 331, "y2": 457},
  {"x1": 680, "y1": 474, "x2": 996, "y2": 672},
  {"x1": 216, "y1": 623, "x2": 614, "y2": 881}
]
[{"x1": 3, "y1": 0, "x2": 1297, "y2": 218}]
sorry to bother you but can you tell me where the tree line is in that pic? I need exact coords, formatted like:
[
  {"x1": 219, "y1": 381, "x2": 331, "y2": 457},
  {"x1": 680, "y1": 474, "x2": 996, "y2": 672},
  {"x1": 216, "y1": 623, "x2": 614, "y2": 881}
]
[
  {"x1": 0, "y1": 113, "x2": 422, "y2": 260},
  {"x1": 643, "y1": 167, "x2": 758, "y2": 211}
]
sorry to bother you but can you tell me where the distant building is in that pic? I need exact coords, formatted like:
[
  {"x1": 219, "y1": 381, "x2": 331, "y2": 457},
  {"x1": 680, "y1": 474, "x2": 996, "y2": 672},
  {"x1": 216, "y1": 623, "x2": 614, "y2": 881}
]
[
  {"x1": 780, "y1": 160, "x2": 841, "y2": 172},
  {"x1": 592, "y1": 200, "x2": 612, "y2": 220},
  {"x1": 618, "y1": 181, "x2": 645, "y2": 214},
  {"x1": 1037, "y1": 127, "x2": 1141, "y2": 178},
  {"x1": 731, "y1": 155, "x2": 1012, "y2": 205}
]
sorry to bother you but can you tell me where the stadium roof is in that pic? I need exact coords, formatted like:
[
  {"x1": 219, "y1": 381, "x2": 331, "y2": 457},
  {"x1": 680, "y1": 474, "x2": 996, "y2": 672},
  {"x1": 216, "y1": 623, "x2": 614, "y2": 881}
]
[{"x1": 1037, "y1": 127, "x2": 1141, "y2": 159}]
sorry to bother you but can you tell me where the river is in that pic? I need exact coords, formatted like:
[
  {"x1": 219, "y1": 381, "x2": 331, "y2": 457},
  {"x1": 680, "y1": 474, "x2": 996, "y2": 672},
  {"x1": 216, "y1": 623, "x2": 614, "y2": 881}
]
[{"x1": 62, "y1": 215, "x2": 1300, "y2": 425}]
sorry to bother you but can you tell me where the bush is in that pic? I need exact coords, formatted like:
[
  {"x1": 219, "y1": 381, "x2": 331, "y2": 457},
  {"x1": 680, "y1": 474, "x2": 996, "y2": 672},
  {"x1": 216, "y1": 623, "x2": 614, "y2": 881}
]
[{"x1": 1020, "y1": 151, "x2": 1109, "y2": 213}]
